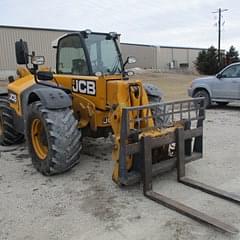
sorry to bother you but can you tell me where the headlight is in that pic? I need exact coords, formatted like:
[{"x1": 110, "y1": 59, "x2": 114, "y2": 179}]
[
  {"x1": 8, "y1": 91, "x2": 17, "y2": 103},
  {"x1": 85, "y1": 29, "x2": 92, "y2": 34}
]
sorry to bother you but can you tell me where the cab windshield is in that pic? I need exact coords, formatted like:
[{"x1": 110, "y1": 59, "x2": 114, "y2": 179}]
[{"x1": 85, "y1": 34, "x2": 123, "y2": 75}]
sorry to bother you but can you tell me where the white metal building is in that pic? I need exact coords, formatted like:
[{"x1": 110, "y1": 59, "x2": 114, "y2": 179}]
[
  {"x1": 121, "y1": 43, "x2": 206, "y2": 71},
  {"x1": 0, "y1": 25, "x2": 207, "y2": 80},
  {"x1": 0, "y1": 26, "x2": 66, "y2": 79}
]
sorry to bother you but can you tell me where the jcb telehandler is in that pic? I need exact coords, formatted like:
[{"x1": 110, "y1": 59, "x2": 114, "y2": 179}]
[{"x1": 0, "y1": 30, "x2": 240, "y2": 233}]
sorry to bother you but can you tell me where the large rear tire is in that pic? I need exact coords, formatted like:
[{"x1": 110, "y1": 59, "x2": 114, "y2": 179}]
[
  {"x1": 26, "y1": 101, "x2": 81, "y2": 175},
  {"x1": 0, "y1": 96, "x2": 24, "y2": 145}
]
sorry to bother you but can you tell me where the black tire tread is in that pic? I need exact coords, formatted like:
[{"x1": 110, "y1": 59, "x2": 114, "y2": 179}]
[
  {"x1": 193, "y1": 89, "x2": 211, "y2": 108},
  {"x1": 27, "y1": 101, "x2": 81, "y2": 175},
  {"x1": 0, "y1": 96, "x2": 24, "y2": 146}
]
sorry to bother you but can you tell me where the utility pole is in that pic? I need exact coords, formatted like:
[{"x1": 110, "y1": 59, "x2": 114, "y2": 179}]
[{"x1": 213, "y1": 8, "x2": 228, "y2": 66}]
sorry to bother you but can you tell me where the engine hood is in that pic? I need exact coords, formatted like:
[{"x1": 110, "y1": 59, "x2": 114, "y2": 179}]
[{"x1": 192, "y1": 75, "x2": 216, "y2": 84}]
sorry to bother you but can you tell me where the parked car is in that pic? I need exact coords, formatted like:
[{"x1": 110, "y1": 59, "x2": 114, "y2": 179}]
[{"x1": 188, "y1": 62, "x2": 240, "y2": 108}]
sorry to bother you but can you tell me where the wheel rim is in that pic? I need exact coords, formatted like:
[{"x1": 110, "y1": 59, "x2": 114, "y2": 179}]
[
  {"x1": 0, "y1": 110, "x2": 3, "y2": 136},
  {"x1": 31, "y1": 119, "x2": 48, "y2": 160}
]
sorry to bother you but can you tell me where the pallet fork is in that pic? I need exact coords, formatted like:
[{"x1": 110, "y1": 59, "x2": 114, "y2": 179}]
[{"x1": 119, "y1": 98, "x2": 240, "y2": 234}]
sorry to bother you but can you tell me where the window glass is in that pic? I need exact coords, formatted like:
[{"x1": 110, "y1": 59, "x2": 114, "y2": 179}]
[
  {"x1": 85, "y1": 34, "x2": 122, "y2": 74},
  {"x1": 222, "y1": 65, "x2": 240, "y2": 78},
  {"x1": 89, "y1": 43, "x2": 97, "y2": 62},
  {"x1": 58, "y1": 35, "x2": 89, "y2": 75}
]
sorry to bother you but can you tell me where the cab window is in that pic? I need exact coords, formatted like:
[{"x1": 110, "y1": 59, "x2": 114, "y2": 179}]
[
  {"x1": 85, "y1": 34, "x2": 122, "y2": 74},
  {"x1": 222, "y1": 64, "x2": 240, "y2": 78},
  {"x1": 57, "y1": 35, "x2": 89, "y2": 75}
]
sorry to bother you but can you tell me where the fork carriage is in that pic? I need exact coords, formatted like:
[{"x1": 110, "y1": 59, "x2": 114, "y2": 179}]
[{"x1": 118, "y1": 97, "x2": 240, "y2": 234}]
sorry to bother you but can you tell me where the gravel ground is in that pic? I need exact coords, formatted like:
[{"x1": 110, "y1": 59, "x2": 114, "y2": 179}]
[
  {"x1": 0, "y1": 104, "x2": 240, "y2": 240},
  {"x1": 1, "y1": 72, "x2": 240, "y2": 239}
]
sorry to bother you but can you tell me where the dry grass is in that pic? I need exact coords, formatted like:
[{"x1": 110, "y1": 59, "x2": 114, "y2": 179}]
[
  {"x1": 0, "y1": 81, "x2": 7, "y2": 88},
  {"x1": 133, "y1": 71, "x2": 200, "y2": 101}
]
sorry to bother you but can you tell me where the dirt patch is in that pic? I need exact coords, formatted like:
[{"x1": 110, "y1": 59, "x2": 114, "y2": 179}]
[
  {"x1": 133, "y1": 71, "x2": 201, "y2": 100},
  {"x1": 0, "y1": 81, "x2": 8, "y2": 88}
]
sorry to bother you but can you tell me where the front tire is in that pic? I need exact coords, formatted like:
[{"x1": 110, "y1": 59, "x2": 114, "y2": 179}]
[
  {"x1": 0, "y1": 96, "x2": 24, "y2": 145},
  {"x1": 26, "y1": 101, "x2": 81, "y2": 175},
  {"x1": 193, "y1": 90, "x2": 211, "y2": 108}
]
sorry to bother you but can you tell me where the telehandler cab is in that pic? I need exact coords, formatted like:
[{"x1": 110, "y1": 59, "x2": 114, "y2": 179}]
[{"x1": 0, "y1": 30, "x2": 240, "y2": 233}]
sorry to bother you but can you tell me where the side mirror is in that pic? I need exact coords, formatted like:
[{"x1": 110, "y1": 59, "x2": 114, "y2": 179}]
[
  {"x1": 216, "y1": 73, "x2": 222, "y2": 79},
  {"x1": 127, "y1": 56, "x2": 137, "y2": 64},
  {"x1": 15, "y1": 39, "x2": 29, "y2": 64},
  {"x1": 123, "y1": 56, "x2": 137, "y2": 68},
  {"x1": 37, "y1": 71, "x2": 53, "y2": 81},
  {"x1": 31, "y1": 56, "x2": 45, "y2": 65}
]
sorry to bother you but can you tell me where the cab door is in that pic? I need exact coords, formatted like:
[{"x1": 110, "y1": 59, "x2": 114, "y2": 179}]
[
  {"x1": 56, "y1": 34, "x2": 90, "y2": 77},
  {"x1": 212, "y1": 64, "x2": 240, "y2": 99},
  {"x1": 53, "y1": 34, "x2": 107, "y2": 110}
]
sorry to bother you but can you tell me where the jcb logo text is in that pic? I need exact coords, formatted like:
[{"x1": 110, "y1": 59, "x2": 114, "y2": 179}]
[{"x1": 72, "y1": 80, "x2": 96, "y2": 96}]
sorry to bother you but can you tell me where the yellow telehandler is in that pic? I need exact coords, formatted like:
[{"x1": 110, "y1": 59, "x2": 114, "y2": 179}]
[{"x1": 0, "y1": 30, "x2": 239, "y2": 233}]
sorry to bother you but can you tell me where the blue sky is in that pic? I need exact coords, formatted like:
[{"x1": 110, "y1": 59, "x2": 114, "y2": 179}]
[{"x1": 1, "y1": 0, "x2": 239, "y2": 51}]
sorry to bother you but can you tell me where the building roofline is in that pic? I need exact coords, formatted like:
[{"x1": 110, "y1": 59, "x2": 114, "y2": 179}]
[
  {"x1": 159, "y1": 45, "x2": 208, "y2": 51},
  {"x1": 121, "y1": 42, "x2": 209, "y2": 51},
  {"x1": 0, "y1": 25, "x2": 121, "y2": 36},
  {"x1": 0, "y1": 25, "x2": 77, "y2": 32},
  {"x1": 121, "y1": 42, "x2": 156, "y2": 48},
  {"x1": 0, "y1": 25, "x2": 223, "y2": 51}
]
